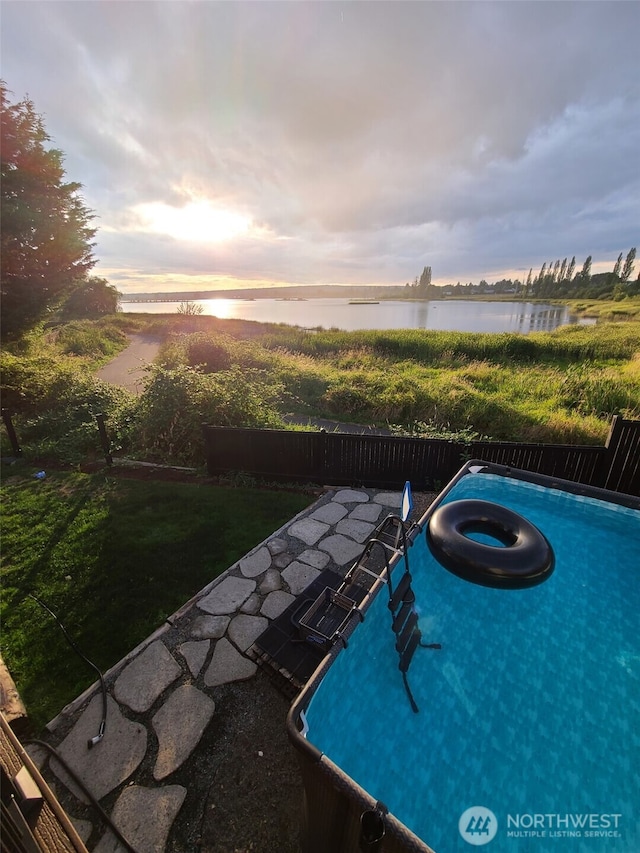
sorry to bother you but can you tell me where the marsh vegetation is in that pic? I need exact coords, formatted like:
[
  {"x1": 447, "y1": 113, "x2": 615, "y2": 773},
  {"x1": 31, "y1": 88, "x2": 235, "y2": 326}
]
[{"x1": 2, "y1": 307, "x2": 639, "y2": 467}]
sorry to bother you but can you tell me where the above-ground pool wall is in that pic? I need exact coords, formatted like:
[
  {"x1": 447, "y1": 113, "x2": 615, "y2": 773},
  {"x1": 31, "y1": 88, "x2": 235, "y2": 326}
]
[
  {"x1": 286, "y1": 484, "x2": 442, "y2": 853},
  {"x1": 288, "y1": 612, "x2": 435, "y2": 853},
  {"x1": 295, "y1": 747, "x2": 434, "y2": 853},
  {"x1": 286, "y1": 525, "x2": 433, "y2": 853},
  {"x1": 288, "y1": 460, "x2": 640, "y2": 853}
]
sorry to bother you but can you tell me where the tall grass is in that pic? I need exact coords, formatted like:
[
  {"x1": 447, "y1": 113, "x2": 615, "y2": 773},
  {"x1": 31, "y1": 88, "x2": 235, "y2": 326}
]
[
  {"x1": 157, "y1": 321, "x2": 640, "y2": 445},
  {"x1": 258, "y1": 323, "x2": 640, "y2": 364},
  {"x1": 2, "y1": 315, "x2": 639, "y2": 463}
]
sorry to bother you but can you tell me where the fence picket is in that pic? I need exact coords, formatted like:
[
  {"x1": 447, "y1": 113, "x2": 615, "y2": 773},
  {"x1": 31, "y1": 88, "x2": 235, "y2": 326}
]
[{"x1": 203, "y1": 418, "x2": 640, "y2": 497}]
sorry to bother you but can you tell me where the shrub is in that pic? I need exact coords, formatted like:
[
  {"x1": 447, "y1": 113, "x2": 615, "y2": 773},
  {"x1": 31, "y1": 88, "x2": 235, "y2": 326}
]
[
  {"x1": 390, "y1": 419, "x2": 489, "y2": 442},
  {"x1": 159, "y1": 331, "x2": 274, "y2": 374},
  {"x1": 56, "y1": 320, "x2": 128, "y2": 358},
  {"x1": 1, "y1": 347, "x2": 134, "y2": 461},
  {"x1": 177, "y1": 300, "x2": 204, "y2": 315},
  {"x1": 127, "y1": 364, "x2": 284, "y2": 464}
]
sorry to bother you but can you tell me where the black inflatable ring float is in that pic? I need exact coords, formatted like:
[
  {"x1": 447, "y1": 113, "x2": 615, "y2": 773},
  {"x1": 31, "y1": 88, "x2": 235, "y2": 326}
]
[{"x1": 427, "y1": 499, "x2": 554, "y2": 589}]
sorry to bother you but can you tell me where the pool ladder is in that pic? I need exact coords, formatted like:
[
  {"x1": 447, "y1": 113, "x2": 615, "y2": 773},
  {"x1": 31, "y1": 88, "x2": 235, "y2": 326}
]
[
  {"x1": 375, "y1": 514, "x2": 440, "y2": 714},
  {"x1": 312, "y1": 512, "x2": 440, "y2": 713}
]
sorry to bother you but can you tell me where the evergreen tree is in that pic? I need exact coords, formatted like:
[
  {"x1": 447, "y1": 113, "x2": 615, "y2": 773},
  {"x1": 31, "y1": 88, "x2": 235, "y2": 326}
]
[
  {"x1": 558, "y1": 258, "x2": 567, "y2": 283},
  {"x1": 578, "y1": 255, "x2": 592, "y2": 284},
  {"x1": 612, "y1": 252, "x2": 623, "y2": 280},
  {"x1": 1, "y1": 83, "x2": 96, "y2": 339},
  {"x1": 61, "y1": 276, "x2": 120, "y2": 318},
  {"x1": 418, "y1": 266, "x2": 432, "y2": 296},
  {"x1": 566, "y1": 256, "x2": 576, "y2": 282},
  {"x1": 621, "y1": 247, "x2": 636, "y2": 282}
]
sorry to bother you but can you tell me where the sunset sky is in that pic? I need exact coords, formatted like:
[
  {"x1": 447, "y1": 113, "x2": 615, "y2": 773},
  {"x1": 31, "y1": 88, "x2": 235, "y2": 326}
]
[{"x1": 2, "y1": 1, "x2": 639, "y2": 294}]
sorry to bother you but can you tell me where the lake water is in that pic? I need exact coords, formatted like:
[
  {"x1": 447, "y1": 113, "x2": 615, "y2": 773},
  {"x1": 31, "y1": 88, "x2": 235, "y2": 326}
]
[{"x1": 121, "y1": 298, "x2": 590, "y2": 334}]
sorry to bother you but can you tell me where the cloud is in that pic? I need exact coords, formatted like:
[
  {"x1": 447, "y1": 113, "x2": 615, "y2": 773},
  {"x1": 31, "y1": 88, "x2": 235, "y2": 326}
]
[{"x1": 2, "y1": 1, "x2": 639, "y2": 291}]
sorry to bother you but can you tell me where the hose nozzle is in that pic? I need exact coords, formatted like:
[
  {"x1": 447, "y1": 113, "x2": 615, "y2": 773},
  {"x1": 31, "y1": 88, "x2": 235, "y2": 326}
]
[{"x1": 87, "y1": 721, "x2": 106, "y2": 749}]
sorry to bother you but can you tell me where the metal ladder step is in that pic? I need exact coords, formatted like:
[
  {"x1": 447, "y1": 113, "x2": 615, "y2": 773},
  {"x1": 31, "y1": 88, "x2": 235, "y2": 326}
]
[
  {"x1": 395, "y1": 610, "x2": 419, "y2": 654},
  {"x1": 391, "y1": 598, "x2": 414, "y2": 633},
  {"x1": 399, "y1": 629, "x2": 422, "y2": 673},
  {"x1": 388, "y1": 572, "x2": 415, "y2": 611}
]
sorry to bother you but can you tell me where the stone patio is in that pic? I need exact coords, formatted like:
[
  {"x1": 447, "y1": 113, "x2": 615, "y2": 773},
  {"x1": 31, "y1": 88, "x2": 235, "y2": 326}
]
[{"x1": 27, "y1": 487, "x2": 406, "y2": 852}]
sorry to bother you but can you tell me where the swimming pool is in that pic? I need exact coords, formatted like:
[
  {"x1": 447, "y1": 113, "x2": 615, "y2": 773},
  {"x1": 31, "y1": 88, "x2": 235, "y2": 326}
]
[{"x1": 288, "y1": 462, "x2": 640, "y2": 853}]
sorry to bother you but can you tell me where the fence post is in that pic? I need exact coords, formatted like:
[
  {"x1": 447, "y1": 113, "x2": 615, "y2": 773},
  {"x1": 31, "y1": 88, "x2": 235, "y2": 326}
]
[
  {"x1": 601, "y1": 415, "x2": 640, "y2": 495},
  {"x1": 598, "y1": 414, "x2": 623, "y2": 489},
  {"x1": 95, "y1": 413, "x2": 113, "y2": 465},
  {"x1": 1, "y1": 409, "x2": 22, "y2": 457},
  {"x1": 315, "y1": 428, "x2": 329, "y2": 481},
  {"x1": 604, "y1": 414, "x2": 623, "y2": 450}
]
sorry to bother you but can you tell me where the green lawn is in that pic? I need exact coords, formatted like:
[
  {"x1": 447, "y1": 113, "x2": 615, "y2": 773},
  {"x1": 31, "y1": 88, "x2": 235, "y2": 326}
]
[{"x1": 0, "y1": 468, "x2": 313, "y2": 730}]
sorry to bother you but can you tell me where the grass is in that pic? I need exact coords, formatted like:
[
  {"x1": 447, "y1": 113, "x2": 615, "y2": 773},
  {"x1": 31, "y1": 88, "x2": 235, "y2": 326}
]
[
  {"x1": 562, "y1": 297, "x2": 640, "y2": 321},
  {"x1": 153, "y1": 319, "x2": 640, "y2": 443},
  {"x1": 0, "y1": 467, "x2": 313, "y2": 730},
  {"x1": 2, "y1": 310, "x2": 640, "y2": 464}
]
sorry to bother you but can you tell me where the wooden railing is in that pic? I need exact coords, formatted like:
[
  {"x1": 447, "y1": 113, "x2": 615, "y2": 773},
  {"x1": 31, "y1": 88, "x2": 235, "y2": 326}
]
[{"x1": 203, "y1": 416, "x2": 640, "y2": 497}]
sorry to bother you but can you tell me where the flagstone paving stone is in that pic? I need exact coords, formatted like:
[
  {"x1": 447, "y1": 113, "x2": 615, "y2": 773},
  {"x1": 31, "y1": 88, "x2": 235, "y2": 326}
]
[
  {"x1": 374, "y1": 491, "x2": 402, "y2": 507},
  {"x1": 178, "y1": 640, "x2": 210, "y2": 678},
  {"x1": 333, "y1": 489, "x2": 370, "y2": 504},
  {"x1": 261, "y1": 590, "x2": 296, "y2": 619},
  {"x1": 287, "y1": 517, "x2": 329, "y2": 545},
  {"x1": 281, "y1": 561, "x2": 321, "y2": 595},
  {"x1": 267, "y1": 537, "x2": 288, "y2": 555},
  {"x1": 239, "y1": 546, "x2": 272, "y2": 578},
  {"x1": 297, "y1": 548, "x2": 330, "y2": 570},
  {"x1": 240, "y1": 592, "x2": 262, "y2": 614},
  {"x1": 310, "y1": 503, "x2": 349, "y2": 524},
  {"x1": 319, "y1": 533, "x2": 365, "y2": 566},
  {"x1": 227, "y1": 614, "x2": 269, "y2": 652},
  {"x1": 349, "y1": 503, "x2": 383, "y2": 522},
  {"x1": 272, "y1": 552, "x2": 293, "y2": 569},
  {"x1": 94, "y1": 784, "x2": 186, "y2": 853},
  {"x1": 336, "y1": 518, "x2": 376, "y2": 543},
  {"x1": 259, "y1": 568, "x2": 283, "y2": 593},
  {"x1": 197, "y1": 576, "x2": 256, "y2": 615},
  {"x1": 204, "y1": 638, "x2": 257, "y2": 687},
  {"x1": 53, "y1": 695, "x2": 147, "y2": 802},
  {"x1": 114, "y1": 640, "x2": 181, "y2": 713},
  {"x1": 152, "y1": 685, "x2": 215, "y2": 780},
  {"x1": 190, "y1": 614, "x2": 229, "y2": 639}
]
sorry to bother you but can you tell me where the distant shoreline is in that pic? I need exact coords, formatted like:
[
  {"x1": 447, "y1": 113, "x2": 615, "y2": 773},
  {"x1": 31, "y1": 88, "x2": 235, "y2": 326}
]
[
  {"x1": 118, "y1": 287, "x2": 552, "y2": 304},
  {"x1": 119, "y1": 285, "x2": 404, "y2": 302}
]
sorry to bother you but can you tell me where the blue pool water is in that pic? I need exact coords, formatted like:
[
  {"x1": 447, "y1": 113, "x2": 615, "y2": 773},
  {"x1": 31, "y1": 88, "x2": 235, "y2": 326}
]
[{"x1": 305, "y1": 474, "x2": 640, "y2": 852}]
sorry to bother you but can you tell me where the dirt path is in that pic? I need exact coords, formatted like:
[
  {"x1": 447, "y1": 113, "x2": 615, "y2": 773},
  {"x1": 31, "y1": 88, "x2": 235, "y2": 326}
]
[
  {"x1": 95, "y1": 334, "x2": 162, "y2": 394},
  {"x1": 96, "y1": 336, "x2": 391, "y2": 437}
]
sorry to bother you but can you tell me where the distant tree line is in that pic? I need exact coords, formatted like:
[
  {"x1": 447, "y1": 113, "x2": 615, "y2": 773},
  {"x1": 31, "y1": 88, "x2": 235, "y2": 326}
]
[
  {"x1": 408, "y1": 248, "x2": 638, "y2": 301},
  {"x1": 521, "y1": 248, "x2": 637, "y2": 300}
]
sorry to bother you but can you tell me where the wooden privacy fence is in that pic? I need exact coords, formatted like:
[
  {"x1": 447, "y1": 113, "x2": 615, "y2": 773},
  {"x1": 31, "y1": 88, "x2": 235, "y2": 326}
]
[{"x1": 203, "y1": 415, "x2": 640, "y2": 497}]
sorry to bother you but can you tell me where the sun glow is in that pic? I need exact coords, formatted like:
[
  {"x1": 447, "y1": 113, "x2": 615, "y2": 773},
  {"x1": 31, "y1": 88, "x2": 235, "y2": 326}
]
[{"x1": 133, "y1": 200, "x2": 251, "y2": 243}]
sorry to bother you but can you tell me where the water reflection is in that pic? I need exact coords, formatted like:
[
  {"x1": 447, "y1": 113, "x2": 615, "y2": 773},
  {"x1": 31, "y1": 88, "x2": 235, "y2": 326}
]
[{"x1": 121, "y1": 298, "x2": 587, "y2": 335}]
